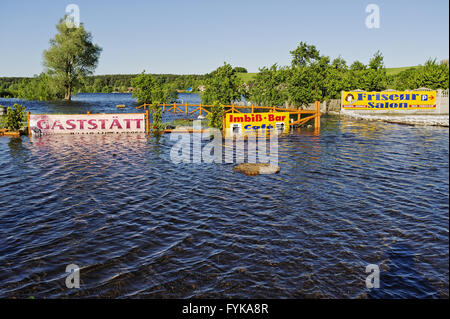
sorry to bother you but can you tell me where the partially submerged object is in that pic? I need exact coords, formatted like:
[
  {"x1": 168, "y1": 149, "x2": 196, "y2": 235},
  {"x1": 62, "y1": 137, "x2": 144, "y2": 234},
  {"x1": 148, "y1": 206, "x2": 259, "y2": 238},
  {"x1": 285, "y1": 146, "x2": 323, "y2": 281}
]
[
  {"x1": 233, "y1": 163, "x2": 280, "y2": 176},
  {"x1": 116, "y1": 104, "x2": 126, "y2": 108},
  {"x1": 0, "y1": 128, "x2": 21, "y2": 137}
]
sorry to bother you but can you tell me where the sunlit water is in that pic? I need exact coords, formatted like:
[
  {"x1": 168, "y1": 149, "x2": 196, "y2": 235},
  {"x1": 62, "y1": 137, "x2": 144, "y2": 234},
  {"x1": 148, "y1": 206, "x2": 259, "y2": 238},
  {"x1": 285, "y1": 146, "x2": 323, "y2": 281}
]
[{"x1": 0, "y1": 94, "x2": 448, "y2": 298}]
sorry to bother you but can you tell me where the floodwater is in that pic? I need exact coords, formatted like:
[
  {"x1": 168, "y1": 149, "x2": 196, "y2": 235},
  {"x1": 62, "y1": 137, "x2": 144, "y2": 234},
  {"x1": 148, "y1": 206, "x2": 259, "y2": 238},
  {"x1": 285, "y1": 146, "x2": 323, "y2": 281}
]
[{"x1": 0, "y1": 94, "x2": 448, "y2": 298}]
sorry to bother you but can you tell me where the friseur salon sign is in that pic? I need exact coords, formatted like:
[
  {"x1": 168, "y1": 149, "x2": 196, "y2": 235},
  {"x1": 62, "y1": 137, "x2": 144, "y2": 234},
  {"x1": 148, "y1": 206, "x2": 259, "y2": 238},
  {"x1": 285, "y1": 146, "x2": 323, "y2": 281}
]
[
  {"x1": 29, "y1": 113, "x2": 145, "y2": 135},
  {"x1": 342, "y1": 91, "x2": 437, "y2": 110}
]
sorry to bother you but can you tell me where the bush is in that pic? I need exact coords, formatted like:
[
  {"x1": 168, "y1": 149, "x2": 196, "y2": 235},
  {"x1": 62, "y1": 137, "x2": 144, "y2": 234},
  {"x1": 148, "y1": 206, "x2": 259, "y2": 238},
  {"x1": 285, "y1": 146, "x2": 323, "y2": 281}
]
[
  {"x1": 149, "y1": 103, "x2": 163, "y2": 132},
  {"x1": 207, "y1": 101, "x2": 225, "y2": 130},
  {"x1": 3, "y1": 104, "x2": 26, "y2": 131}
]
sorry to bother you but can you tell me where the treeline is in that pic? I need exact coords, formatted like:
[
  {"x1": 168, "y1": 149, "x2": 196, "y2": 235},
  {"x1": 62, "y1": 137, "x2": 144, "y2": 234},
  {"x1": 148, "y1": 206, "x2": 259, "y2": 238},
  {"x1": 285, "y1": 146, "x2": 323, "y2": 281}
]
[
  {"x1": 243, "y1": 42, "x2": 449, "y2": 107},
  {"x1": 0, "y1": 73, "x2": 209, "y2": 99},
  {"x1": 1, "y1": 41, "x2": 448, "y2": 106},
  {"x1": 77, "y1": 74, "x2": 207, "y2": 94}
]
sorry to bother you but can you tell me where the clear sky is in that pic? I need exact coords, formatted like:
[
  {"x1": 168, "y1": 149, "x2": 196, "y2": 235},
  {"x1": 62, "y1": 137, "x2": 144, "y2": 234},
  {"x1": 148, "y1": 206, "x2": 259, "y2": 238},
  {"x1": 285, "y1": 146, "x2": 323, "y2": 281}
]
[{"x1": 0, "y1": 0, "x2": 448, "y2": 76}]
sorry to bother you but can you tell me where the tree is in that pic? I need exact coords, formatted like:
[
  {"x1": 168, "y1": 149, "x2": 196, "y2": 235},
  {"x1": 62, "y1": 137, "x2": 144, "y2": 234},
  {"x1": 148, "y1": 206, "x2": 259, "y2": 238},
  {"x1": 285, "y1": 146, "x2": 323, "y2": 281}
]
[
  {"x1": 409, "y1": 59, "x2": 449, "y2": 89},
  {"x1": 43, "y1": 16, "x2": 102, "y2": 100},
  {"x1": 286, "y1": 66, "x2": 317, "y2": 106},
  {"x1": 290, "y1": 42, "x2": 320, "y2": 67},
  {"x1": 14, "y1": 73, "x2": 60, "y2": 101},
  {"x1": 131, "y1": 71, "x2": 177, "y2": 104},
  {"x1": 201, "y1": 63, "x2": 242, "y2": 104},
  {"x1": 364, "y1": 51, "x2": 387, "y2": 91},
  {"x1": 207, "y1": 101, "x2": 225, "y2": 130},
  {"x1": 248, "y1": 64, "x2": 289, "y2": 106},
  {"x1": 310, "y1": 56, "x2": 331, "y2": 100},
  {"x1": 4, "y1": 104, "x2": 26, "y2": 131},
  {"x1": 234, "y1": 67, "x2": 248, "y2": 73},
  {"x1": 350, "y1": 61, "x2": 366, "y2": 71}
]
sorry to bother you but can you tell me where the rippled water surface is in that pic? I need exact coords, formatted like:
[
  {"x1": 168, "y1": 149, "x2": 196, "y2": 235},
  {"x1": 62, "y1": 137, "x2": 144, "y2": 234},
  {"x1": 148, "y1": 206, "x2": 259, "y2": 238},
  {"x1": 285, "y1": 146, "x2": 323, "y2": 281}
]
[{"x1": 0, "y1": 94, "x2": 448, "y2": 298}]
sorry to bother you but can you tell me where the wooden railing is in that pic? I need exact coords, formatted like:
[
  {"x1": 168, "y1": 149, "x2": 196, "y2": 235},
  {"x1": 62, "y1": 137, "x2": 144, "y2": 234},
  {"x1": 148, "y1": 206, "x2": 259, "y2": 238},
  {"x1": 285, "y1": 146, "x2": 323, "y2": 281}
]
[{"x1": 137, "y1": 102, "x2": 321, "y2": 129}]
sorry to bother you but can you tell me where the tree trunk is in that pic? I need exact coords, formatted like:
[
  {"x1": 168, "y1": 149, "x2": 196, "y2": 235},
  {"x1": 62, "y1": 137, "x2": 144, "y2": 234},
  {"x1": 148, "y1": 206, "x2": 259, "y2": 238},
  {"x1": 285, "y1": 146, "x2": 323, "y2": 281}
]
[{"x1": 64, "y1": 83, "x2": 71, "y2": 101}]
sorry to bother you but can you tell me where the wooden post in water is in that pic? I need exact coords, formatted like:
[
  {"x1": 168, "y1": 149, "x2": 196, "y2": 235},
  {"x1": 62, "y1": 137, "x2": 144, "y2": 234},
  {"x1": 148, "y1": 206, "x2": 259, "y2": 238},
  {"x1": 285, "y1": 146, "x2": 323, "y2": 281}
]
[
  {"x1": 145, "y1": 109, "x2": 150, "y2": 135},
  {"x1": 222, "y1": 114, "x2": 226, "y2": 137},
  {"x1": 27, "y1": 112, "x2": 31, "y2": 136},
  {"x1": 251, "y1": 104, "x2": 254, "y2": 114},
  {"x1": 174, "y1": 102, "x2": 176, "y2": 114},
  {"x1": 185, "y1": 102, "x2": 188, "y2": 115},
  {"x1": 163, "y1": 103, "x2": 165, "y2": 113},
  {"x1": 315, "y1": 101, "x2": 321, "y2": 129}
]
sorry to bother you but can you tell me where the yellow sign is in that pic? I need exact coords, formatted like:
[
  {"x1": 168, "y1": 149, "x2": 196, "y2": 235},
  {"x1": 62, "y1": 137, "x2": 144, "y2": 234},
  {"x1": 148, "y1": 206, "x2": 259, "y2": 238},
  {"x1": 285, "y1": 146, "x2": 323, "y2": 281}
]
[
  {"x1": 224, "y1": 112, "x2": 290, "y2": 137},
  {"x1": 342, "y1": 91, "x2": 437, "y2": 110}
]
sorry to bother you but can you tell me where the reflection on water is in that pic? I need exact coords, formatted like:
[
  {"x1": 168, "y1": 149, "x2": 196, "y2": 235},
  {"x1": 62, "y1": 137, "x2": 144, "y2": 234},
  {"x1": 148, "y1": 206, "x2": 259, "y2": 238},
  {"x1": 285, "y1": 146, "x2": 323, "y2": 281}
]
[{"x1": 0, "y1": 105, "x2": 448, "y2": 298}]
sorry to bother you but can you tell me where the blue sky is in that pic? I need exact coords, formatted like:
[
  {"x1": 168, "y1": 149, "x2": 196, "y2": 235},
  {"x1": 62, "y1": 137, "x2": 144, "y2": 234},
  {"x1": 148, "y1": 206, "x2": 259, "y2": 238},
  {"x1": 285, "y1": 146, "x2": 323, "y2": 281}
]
[{"x1": 0, "y1": 0, "x2": 448, "y2": 76}]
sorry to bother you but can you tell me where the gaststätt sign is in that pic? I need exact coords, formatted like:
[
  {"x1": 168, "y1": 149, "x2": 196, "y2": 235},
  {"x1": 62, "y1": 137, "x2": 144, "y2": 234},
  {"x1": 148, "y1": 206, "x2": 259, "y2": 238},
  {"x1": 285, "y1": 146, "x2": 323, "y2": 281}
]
[
  {"x1": 224, "y1": 112, "x2": 290, "y2": 137},
  {"x1": 29, "y1": 113, "x2": 146, "y2": 135},
  {"x1": 342, "y1": 91, "x2": 437, "y2": 110}
]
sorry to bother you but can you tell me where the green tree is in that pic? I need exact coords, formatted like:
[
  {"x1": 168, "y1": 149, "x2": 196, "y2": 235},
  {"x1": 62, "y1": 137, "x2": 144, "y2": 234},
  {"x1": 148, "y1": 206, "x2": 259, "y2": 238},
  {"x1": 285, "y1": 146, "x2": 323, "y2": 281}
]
[
  {"x1": 233, "y1": 67, "x2": 248, "y2": 73},
  {"x1": 350, "y1": 61, "x2": 366, "y2": 71},
  {"x1": 324, "y1": 58, "x2": 352, "y2": 99},
  {"x1": 409, "y1": 59, "x2": 449, "y2": 89},
  {"x1": 248, "y1": 64, "x2": 289, "y2": 106},
  {"x1": 149, "y1": 103, "x2": 163, "y2": 132},
  {"x1": 14, "y1": 73, "x2": 60, "y2": 101},
  {"x1": 201, "y1": 63, "x2": 242, "y2": 105},
  {"x1": 310, "y1": 56, "x2": 330, "y2": 100},
  {"x1": 286, "y1": 66, "x2": 316, "y2": 106},
  {"x1": 290, "y1": 42, "x2": 320, "y2": 67},
  {"x1": 207, "y1": 101, "x2": 225, "y2": 130},
  {"x1": 4, "y1": 104, "x2": 26, "y2": 131},
  {"x1": 43, "y1": 17, "x2": 102, "y2": 100},
  {"x1": 131, "y1": 71, "x2": 176, "y2": 104}
]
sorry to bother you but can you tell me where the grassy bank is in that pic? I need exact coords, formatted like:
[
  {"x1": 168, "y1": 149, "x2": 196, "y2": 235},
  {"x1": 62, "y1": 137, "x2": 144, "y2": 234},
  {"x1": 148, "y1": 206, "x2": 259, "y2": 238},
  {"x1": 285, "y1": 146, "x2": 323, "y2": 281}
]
[
  {"x1": 237, "y1": 72, "x2": 257, "y2": 83},
  {"x1": 386, "y1": 66, "x2": 420, "y2": 76}
]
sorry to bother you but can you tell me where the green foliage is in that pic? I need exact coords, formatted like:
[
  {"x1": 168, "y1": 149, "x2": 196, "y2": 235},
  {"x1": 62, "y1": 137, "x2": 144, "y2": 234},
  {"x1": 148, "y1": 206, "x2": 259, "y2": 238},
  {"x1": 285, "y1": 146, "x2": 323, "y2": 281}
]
[
  {"x1": 13, "y1": 73, "x2": 61, "y2": 101},
  {"x1": 248, "y1": 64, "x2": 289, "y2": 106},
  {"x1": 201, "y1": 63, "x2": 242, "y2": 105},
  {"x1": 350, "y1": 61, "x2": 366, "y2": 71},
  {"x1": 407, "y1": 59, "x2": 449, "y2": 90},
  {"x1": 286, "y1": 66, "x2": 317, "y2": 106},
  {"x1": 290, "y1": 42, "x2": 320, "y2": 67},
  {"x1": 43, "y1": 16, "x2": 102, "y2": 100},
  {"x1": 247, "y1": 46, "x2": 391, "y2": 106},
  {"x1": 207, "y1": 101, "x2": 225, "y2": 130},
  {"x1": 3, "y1": 104, "x2": 26, "y2": 131},
  {"x1": 131, "y1": 71, "x2": 177, "y2": 104},
  {"x1": 149, "y1": 103, "x2": 164, "y2": 131},
  {"x1": 233, "y1": 67, "x2": 248, "y2": 73}
]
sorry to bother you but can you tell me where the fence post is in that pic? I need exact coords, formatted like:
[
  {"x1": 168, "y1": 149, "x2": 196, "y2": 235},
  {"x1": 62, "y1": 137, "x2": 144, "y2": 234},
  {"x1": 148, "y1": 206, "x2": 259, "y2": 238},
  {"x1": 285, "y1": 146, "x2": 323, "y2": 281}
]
[
  {"x1": 222, "y1": 114, "x2": 226, "y2": 137},
  {"x1": 27, "y1": 111, "x2": 31, "y2": 136},
  {"x1": 315, "y1": 101, "x2": 321, "y2": 129},
  {"x1": 186, "y1": 102, "x2": 188, "y2": 115},
  {"x1": 174, "y1": 102, "x2": 176, "y2": 114},
  {"x1": 146, "y1": 109, "x2": 150, "y2": 135},
  {"x1": 163, "y1": 103, "x2": 165, "y2": 112}
]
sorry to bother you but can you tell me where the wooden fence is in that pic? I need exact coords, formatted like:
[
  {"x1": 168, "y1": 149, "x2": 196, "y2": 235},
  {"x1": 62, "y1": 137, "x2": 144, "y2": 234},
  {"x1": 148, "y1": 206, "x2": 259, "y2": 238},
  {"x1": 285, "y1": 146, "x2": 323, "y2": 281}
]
[{"x1": 137, "y1": 101, "x2": 321, "y2": 131}]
